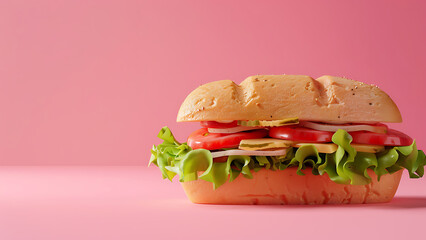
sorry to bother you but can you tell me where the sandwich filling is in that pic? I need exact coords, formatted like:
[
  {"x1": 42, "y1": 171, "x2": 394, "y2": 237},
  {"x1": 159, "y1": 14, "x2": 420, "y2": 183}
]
[{"x1": 150, "y1": 119, "x2": 425, "y2": 189}]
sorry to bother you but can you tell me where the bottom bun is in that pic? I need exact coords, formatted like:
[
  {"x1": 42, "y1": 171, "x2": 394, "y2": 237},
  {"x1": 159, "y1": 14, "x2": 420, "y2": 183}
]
[{"x1": 181, "y1": 168, "x2": 402, "y2": 204}]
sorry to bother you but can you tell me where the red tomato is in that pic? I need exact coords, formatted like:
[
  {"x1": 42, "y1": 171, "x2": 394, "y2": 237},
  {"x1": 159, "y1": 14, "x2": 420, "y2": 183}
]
[
  {"x1": 187, "y1": 128, "x2": 268, "y2": 150},
  {"x1": 350, "y1": 129, "x2": 412, "y2": 146},
  {"x1": 269, "y1": 126, "x2": 333, "y2": 143},
  {"x1": 200, "y1": 121, "x2": 238, "y2": 128}
]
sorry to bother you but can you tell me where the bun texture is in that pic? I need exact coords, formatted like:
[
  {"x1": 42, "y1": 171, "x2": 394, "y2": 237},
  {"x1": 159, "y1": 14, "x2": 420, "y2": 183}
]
[
  {"x1": 177, "y1": 75, "x2": 402, "y2": 123},
  {"x1": 181, "y1": 168, "x2": 402, "y2": 204}
]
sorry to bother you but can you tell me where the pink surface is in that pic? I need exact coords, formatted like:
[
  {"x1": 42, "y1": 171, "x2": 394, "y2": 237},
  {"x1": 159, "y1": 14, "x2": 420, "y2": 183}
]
[
  {"x1": 0, "y1": 1, "x2": 426, "y2": 165},
  {"x1": 0, "y1": 166, "x2": 425, "y2": 240}
]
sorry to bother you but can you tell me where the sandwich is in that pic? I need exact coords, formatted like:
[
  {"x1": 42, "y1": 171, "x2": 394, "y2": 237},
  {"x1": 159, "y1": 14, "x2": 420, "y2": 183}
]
[{"x1": 149, "y1": 75, "x2": 425, "y2": 204}]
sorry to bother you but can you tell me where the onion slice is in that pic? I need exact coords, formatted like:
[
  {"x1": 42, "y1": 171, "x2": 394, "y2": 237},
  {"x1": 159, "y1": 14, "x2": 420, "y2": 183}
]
[
  {"x1": 215, "y1": 120, "x2": 235, "y2": 123},
  {"x1": 211, "y1": 149, "x2": 288, "y2": 158},
  {"x1": 299, "y1": 121, "x2": 387, "y2": 134},
  {"x1": 208, "y1": 126, "x2": 265, "y2": 134}
]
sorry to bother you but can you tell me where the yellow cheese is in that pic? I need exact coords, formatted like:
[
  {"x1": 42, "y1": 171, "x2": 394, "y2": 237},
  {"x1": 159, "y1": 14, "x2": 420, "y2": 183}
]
[
  {"x1": 239, "y1": 138, "x2": 384, "y2": 153},
  {"x1": 292, "y1": 143, "x2": 338, "y2": 154},
  {"x1": 351, "y1": 143, "x2": 384, "y2": 153},
  {"x1": 239, "y1": 139, "x2": 293, "y2": 151},
  {"x1": 238, "y1": 118, "x2": 299, "y2": 127},
  {"x1": 292, "y1": 143, "x2": 385, "y2": 154}
]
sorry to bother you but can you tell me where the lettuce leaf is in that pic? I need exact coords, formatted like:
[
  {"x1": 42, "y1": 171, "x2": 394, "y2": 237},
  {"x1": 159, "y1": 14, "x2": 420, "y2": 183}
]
[{"x1": 150, "y1": 127, "x2": 426, "y2": 189}]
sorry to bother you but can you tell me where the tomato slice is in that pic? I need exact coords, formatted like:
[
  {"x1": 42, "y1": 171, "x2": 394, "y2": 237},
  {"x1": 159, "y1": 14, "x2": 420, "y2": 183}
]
[
  {"x1": 187, "y1": 128, "x2": 268, "y2": 150},
  {"x1": 350, "y1": 129, "x2": 412, "y2": 146},
  {"x1": 269, "y1": 126, "x2": 333, "y2": 143},
  {"x1": 200, "y1": 121, "x2": 238, "y2": 128}
]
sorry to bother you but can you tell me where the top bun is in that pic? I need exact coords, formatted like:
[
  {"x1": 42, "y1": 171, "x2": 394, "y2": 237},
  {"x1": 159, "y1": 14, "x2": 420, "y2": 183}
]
[{"x1": 177, "y1": 75, "x2": 402, "y2": 123}]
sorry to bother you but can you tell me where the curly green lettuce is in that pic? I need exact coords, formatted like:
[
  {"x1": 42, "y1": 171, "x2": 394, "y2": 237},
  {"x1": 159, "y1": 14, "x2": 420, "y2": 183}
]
[{"x1": 149, "y1": 127, "x2": 426, "y2": 189}]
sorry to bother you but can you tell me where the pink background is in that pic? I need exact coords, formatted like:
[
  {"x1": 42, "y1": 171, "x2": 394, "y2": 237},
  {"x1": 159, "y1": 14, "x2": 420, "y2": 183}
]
[
  {"x1": 1, "y1": 0, "x2": 426, "y2": 165},
  {"x1": 1, "y1": 2, "x2": 426, "y2": 240}
]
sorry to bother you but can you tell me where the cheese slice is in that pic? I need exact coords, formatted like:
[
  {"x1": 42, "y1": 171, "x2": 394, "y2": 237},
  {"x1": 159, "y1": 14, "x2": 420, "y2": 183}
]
[
  {"x1": 238, "y1": 118, "x2": 299, "y2": 127},
  {"x1": 350, "y1": 143, "x2": 384, "y2": 153},
  {"x1": 293, "y1": 143, "x2": 385, "y2": 153},
  {"x1": 239, "y1": 139, "x2": 293, "y2": 151},
  {"x1": 292, "y1": 143, "x2": 338, "y2": 154},
  {"x1": 240, "y1": 138, "x2": 385, "y2": 154}
]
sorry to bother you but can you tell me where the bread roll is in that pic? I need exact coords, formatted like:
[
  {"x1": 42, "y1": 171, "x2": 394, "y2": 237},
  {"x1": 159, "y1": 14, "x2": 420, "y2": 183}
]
[
  {"x1": 181, "y1": 168, "x2": 402, "y2": 204},
  {"x1": 177, "y1": 75, "x2": 402, "y2": 123}
]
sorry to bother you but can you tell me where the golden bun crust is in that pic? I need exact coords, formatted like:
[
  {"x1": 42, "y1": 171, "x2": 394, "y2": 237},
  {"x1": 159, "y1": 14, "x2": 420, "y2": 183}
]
[
  {"x1": 177, "y1": 75, "x2": 402, "y2": 123},
  {"x1": 181, "y1": 168, "x2": 402, "y2": 204}
]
